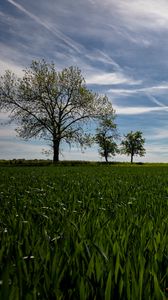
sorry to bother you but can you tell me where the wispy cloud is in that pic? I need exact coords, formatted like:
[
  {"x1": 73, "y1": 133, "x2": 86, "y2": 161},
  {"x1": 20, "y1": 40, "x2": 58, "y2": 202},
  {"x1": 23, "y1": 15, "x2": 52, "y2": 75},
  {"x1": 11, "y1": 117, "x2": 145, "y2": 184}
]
[
  {"x1": 0, "y1": 127, "x2": 16, "y2": 137},
  {"x1": 0, "y1": 58, "x2": 23, "y2": 76},
  {"x1": 7, "y1": 0, "x2": 84, "y2": 53},
  {"x1": 147, "y1": 128, "x2": 168, "y2": 140},
  {"x1": 108, "y1": 83, "x2": 168, "y2": 97},
  {"x1": 86, "y1": 72, "x2": 142, "y2": 85},
  {"x1": 0, "y1": 112, "x2": 11, "y2": 121},
  {"x1": 0, "y1": 140, "x2": 49, "y2": 159},
  {"x1": 111, "y1": 0, "x2": 168, "y2": 31},
  {"x1": 114, "y1": 105, "x2": 168, "y2": 115},
  {"x1": 146, "y1": 94, "x2": 166, "y2": 107},
  {"x1": 85, "y1": 50, "x2": 122, "y2": 71}
]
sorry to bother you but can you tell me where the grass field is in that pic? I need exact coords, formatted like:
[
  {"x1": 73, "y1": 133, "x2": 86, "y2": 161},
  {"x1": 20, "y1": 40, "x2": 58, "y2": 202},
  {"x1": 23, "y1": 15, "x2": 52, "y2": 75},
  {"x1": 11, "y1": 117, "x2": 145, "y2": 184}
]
[{"x1": 0, "y1": 164, "x2": 168, "y2": 299}]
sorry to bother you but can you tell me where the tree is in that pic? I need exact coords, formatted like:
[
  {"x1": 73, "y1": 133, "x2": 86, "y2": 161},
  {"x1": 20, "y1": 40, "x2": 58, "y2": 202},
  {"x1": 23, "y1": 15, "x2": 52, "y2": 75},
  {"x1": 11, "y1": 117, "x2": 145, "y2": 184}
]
[
  {"x1": 121, "y1": 131, "x2": 145, "y2": 163},
  {"x1": 95, "y1": 114, "x2": 118, "y2": 162},
  {"x1": 0, "y1": 60, "x2": 114, "y2": 162}
]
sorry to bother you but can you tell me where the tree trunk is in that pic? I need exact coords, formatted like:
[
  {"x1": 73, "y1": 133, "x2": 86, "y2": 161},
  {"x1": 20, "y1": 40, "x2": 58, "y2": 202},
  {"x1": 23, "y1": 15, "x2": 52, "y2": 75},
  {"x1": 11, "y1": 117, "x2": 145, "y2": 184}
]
[
  {"x1": 104, "y1": 149, "x2": 108, "y2": 163},
  {"x1": 131, "y1": 153, "x2": 133, "y2": 164},
  {"x1": 105, "y1": 155, "x2": 108, "y2": 163},
  {"x1": 53, "y1": 138, "x2": 60, "y2": 163}
]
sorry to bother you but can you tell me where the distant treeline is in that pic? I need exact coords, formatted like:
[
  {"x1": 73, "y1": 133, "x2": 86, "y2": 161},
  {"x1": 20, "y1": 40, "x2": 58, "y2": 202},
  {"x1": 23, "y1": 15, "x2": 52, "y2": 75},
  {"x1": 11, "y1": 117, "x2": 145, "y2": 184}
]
[
  {"x1": 1, "y1": 159, "x2": 168, "y2": 167},
  {"x1": 0, "y1": 159, "x2": 145, "y2": 167}
]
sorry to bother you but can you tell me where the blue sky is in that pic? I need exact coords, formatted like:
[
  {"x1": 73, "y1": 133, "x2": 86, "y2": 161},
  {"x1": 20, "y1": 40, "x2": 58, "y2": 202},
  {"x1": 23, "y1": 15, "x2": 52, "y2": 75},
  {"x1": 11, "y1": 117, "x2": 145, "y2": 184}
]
[{"x1": 1, "y1": 0, "x2": 168, "y2": 162}]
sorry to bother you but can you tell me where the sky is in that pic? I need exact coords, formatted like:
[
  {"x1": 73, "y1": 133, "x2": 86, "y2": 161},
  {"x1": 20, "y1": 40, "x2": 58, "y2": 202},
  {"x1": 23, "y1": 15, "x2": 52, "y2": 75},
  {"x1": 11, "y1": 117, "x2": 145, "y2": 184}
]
[{"x1": 1, "y1": 0, "x2": 168, "y2": 162}]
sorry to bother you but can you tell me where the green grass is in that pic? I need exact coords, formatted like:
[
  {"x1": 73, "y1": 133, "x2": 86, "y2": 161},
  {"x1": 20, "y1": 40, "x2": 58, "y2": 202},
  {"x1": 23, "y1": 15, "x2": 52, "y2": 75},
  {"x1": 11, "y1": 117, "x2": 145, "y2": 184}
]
[{"x1": 0, "y1": 165, "x2": 168, "y2": 299}]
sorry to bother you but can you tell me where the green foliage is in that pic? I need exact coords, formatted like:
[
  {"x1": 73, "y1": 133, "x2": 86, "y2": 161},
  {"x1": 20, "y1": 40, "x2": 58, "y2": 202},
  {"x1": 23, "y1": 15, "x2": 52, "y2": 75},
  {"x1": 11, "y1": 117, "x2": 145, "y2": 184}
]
[
  {"x1": 95, "y1": 114, "x2": 118, "y2": 162},
  {"x1": 0, "y1": 60, "x2": 114, "y2": 162},
  {"x1": 0, "y1": 165, "x2": 168, "y2": 299},
  {"x1": 121, "y1": 131, "x2": 146, "y2": 163}
]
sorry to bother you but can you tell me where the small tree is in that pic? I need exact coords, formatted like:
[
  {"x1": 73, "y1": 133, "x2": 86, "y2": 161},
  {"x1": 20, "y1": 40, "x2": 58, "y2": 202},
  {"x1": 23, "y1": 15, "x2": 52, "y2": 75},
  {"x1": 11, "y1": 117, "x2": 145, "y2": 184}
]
[
  {"x1": 0, "y1": 60, "x2": 114, "y2": 162},
  {"x1": 121, "y1": 131, "x2": 145, "y2": 163},
  {"x1": 95, "y1": 114, "x2": 118, "y2": 162}
]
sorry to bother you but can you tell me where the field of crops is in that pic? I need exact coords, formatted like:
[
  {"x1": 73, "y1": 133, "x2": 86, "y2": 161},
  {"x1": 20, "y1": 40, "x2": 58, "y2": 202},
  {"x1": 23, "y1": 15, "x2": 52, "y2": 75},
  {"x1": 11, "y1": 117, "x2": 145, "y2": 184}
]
[{"x1": 0, "y1": 164, "x2": 168, "y2": 299}]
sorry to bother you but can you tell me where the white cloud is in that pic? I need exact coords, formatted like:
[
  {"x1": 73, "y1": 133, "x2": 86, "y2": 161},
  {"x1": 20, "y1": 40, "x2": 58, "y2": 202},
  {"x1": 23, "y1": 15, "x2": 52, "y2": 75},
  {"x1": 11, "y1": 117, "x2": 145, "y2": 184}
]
[
  {"x1": 145, "y1": 144, "x2": 168, "y2": 154},
  {"x1": 0, "y1": 112, "x2": 11, "y2": 121},
  {"x1": 114, "y1": 105, "x2": 168, "y2": 115},
  {"x1": 145, "y1": 84, "x2": 168, "y2": 93},
  {"x1": 108, "y1": 83, "x2": 168, "y2": 97},
  {"x1": 0, "y1": 140, "x2": 50, "y2": 159},
  {"x1": 86, "y1": 71, "x2": 141, "y2": 85},
  {"x1": 62, "y1": 148, "x2": 99, "y2": 161},
  {"x1": 0, "y1": 59, "x2": 23, "y2": 76},
  {"x1": 112, "y1": 0, "x2": 168, "y2": 30},
  {"x1": 0, "y1": 127, "x2": 16, "y2": 137}
]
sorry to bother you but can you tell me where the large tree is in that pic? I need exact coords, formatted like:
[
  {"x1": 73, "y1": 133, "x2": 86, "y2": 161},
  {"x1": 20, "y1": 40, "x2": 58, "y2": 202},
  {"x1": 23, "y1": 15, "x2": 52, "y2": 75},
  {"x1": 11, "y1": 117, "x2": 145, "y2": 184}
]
[
  {"x1": 95, "y1": 114, "x2": 118, "y2": 162},
  {"x1": 0, "y1": 60, "x2": 114, "y2": 162},
  {"x1": 121, "y1": 131, "x2": 145, "y2": 163}
]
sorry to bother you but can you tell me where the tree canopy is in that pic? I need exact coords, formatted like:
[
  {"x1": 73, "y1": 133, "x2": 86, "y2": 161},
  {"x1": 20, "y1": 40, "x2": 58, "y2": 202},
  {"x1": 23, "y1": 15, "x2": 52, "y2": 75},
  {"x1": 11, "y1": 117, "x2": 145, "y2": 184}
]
[
  {"x1": 121, "y1": 131, "x2": 146, "y2": 163},
  {"x1": 0, "y1": 60, "x2": 115, "y2": 162},
  {"x1": 95, "y1": 114, "x2": 118, "y2": 162}
]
